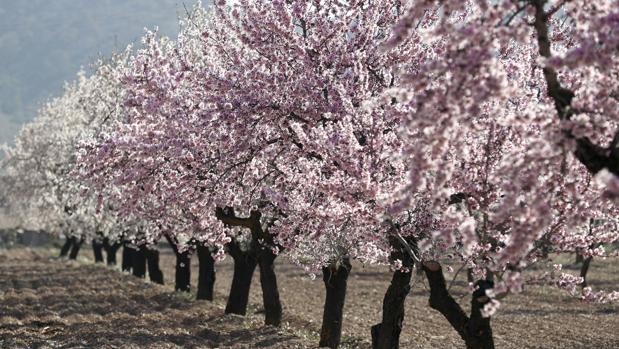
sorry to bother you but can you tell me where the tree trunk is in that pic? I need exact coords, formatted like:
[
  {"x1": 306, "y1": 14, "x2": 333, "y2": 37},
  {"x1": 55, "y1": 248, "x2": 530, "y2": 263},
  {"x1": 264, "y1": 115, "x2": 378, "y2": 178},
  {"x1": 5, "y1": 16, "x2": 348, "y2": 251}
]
[
  {"x1": 467, "y1": 279, "x2": 495, "y2": 349},
  {"x1": 575, "y1": 253, "x2": 584, "y2": 265},
  {"x1": 319, "y1": 258, "x2": 351, "y2": 349},
  {"x1": 92, "y1": 240, "x2": 104, "y2": 263},
  {"x1": 174, "y1": 250, "x2": 191, "y2": 292},
  {"x1": 59, "y1": 237, "x2": 75, "y2": 258},
  {"x1": 132, "y1": 246, "x2": 147, "y2": 278},
  {"x1": 197, "y1": 244, "x2": 216, "y2": 301},
  {"x1": 163, "y1": 234, "x2": 191, "y2": 292},
  {"x1": 467, "y1": 268, "x2": 475, "y2": 283},
  {"x1": 257, "y1": 247, "x2": 282, "y2": 326},
  {"x1": 423, "y1": 261, "x2": 495, "y2": 349},
  {"x1": 225, "y1": 241, "x2": 257, "y2": 315},
  {"x1": 122, "y1": 243, "x2": 133, "y2": 272},
  {"x1": 146, "y1": 248, "x2": 164, "y2": 284},
  {"x1": 581, "y1": 256, "x2": 593, "y2": 288},
  {"x1": 68, "y1": 238, "x2": 83, "y2": 260},
  {"x1": 103, "y1": 239, "x2": 121, "y2": 266},
  {"x1": 214, "y1": 207, "x2": 283, "y2": 324},
  {"x1": 372, "y1": 237, "x2": 414, "y2": 349}
]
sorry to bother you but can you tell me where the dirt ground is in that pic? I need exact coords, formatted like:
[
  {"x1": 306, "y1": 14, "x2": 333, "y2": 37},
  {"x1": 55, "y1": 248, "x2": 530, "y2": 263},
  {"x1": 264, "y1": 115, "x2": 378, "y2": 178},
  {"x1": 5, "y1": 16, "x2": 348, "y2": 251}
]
[
  {"x1": 0, "y1": 248, "x2": 311, "y2": 349},
  {"x1": 2, "y1": 246, "x2": 619, "y2": 349}
]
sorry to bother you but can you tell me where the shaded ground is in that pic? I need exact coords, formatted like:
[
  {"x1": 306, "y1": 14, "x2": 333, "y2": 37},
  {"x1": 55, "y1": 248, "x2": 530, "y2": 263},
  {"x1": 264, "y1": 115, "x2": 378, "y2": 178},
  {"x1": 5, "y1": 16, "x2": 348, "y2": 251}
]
[
  {"x1": 158, "y1": 248, "x2": 619, "y2": 349},
  {"x1": 0, "y1": 248, "x2": 311, "y2": 349},
  {"x1": 2, "y1": 246, "x2": 619, "y2": 348}
]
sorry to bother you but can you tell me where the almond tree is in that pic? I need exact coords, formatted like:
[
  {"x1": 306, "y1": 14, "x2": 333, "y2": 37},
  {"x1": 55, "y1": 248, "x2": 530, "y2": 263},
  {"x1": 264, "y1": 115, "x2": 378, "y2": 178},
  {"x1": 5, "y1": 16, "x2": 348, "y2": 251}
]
[
  {"x1": 379, "y1": 1, "x2": 619, "y2": 348},
  {"x1": 10, "y1": 2, "x2": 619, "y2": 349}
]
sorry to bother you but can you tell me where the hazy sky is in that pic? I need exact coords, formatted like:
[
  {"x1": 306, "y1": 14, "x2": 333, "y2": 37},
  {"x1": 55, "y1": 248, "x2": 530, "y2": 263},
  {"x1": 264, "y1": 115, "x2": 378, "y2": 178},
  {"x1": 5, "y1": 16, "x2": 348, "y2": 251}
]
[{"x1": 0, "y1": 0, "x2": 200, "y2": 145}]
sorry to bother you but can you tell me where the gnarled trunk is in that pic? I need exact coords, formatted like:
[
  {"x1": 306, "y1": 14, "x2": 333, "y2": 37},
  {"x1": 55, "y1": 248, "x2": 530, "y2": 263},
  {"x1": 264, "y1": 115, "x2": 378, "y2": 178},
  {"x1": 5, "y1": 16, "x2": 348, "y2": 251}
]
[
  {"x1": 581, "y1": 256, "x2": 593, "y2": 288},
  {"x1": 214, "y1": 207, "x2": 283, "y2": 325},
  {"x1": 92, "y1": 240, "x2": 104, "y2": 263},
  {"x1": 132, "y1": 246, "x2": 147, "y2": 278},
  {"x1": 319, "y1": 258, "x2": 351, "y2": 349},
  {"x1": 372, "y1": 237, "x2": 414, "y2": 349},
  {"x1": 197, "y1": 244, "x2": 216, "y2": 301},
  {"x1": 145, "y1": 248, "x2": 164, "y2": 284},
  {"x1": 103, "y1": 239, "x2": 121, "y2": 266},
  {"x1": 423, "y1": 261, "x2": 495, "y2": 349},
  {"x1": 68, "y1": 238, "x2": 83, "y2": 260},
  {"x1": 579, "y1": 242, "x2": 599, "y2": 288},
  {"x1": 164, "y1": 235, "x2": 191, "y2": 292},
  {"x1": 257, "y1": 246, "x2": 282, "y2": 326},
  {"x1": 174, "y1": 250, "x2": 191, "y2": 292},
  {"x1": 59, "y1": 237, "x2": 75, "y2": 258},
  {"x1": 121, "y1": 243, "x2": 133, "y2": 272},
  {"x1": 575, "y1": 252, "x2": 584, "y2": 265},
  {"x1": 225, "y1": 241, "x2": 257, "y2": 315}
]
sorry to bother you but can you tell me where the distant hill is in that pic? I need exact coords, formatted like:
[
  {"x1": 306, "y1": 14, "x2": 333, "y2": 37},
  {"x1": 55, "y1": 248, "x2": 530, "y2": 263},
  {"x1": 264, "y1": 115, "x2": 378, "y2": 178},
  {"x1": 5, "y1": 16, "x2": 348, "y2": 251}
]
[{"x1": 0, "y1": 0, "x2": 203, "y2": 145}]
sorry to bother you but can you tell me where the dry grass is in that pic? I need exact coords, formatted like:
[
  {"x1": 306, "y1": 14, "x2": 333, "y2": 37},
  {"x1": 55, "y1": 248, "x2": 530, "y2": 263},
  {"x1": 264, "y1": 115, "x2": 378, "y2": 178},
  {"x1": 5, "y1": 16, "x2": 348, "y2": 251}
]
[{"x1": 1, "y1": 246, "x2": 619, "y2": 348}]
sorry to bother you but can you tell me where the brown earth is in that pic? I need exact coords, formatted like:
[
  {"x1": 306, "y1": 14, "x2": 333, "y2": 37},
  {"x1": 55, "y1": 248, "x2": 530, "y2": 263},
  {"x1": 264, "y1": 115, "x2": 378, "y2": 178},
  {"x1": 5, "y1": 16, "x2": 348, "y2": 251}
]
[
  {"x1": 2, "y1": 245, "x2": 619, "y2": 348},
  {"x1": 0, "y1": 248, "x2": 311, "y2": 349}
]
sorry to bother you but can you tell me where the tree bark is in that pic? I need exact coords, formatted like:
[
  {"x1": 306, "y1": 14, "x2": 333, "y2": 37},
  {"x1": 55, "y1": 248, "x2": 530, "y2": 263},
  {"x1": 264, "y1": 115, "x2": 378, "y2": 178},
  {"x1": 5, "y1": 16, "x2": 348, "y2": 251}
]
[
  {"x1": 575, "y1": 253, "x2": 584, "y2": 265},
  {"x1": 145, "y1": 248, "x2": 164, "y2": 284},
  {"x1": 92, "y1": 240, "x2": 104, "y2": 263},
  {"x1": 59, "y1": 237, "x2": 75, "y2": 258},
  {"x1": 257, "y1": 246, "x2": 282, "y2": 326},
  {"x1": 174, "y1": 250, "x2": 191, "y2": 292},
  {"x1": 320, "y1": 258, "x2": 351, "y2": 349},
  {"x1": 467, "y1": 268, "x2": 475, "y2": 283},
  {"x1": 197, "y1": 244, "x2": 216, "y2": 301},
  {"x1": 531, "y1": 0, "x2": 619, "y2": 177},
  {"x1": 164, "y1": 234, "x2": 191, "y2": 292},
  {"x1": 214, "y1": 207, "x2": 283, "y2": 325},
  {"x1": 372, "y1": 237, "x2": 414, "y2": 349},
  {"x1": 423, "y1": 261, "x2": 495, "y2": 349},
  {"x1": 581, "y1": 256, "x2": 593, "y2": 288},
  {"x1": 468, "y1": 280, "x2": 495, "y2": 349},
  {"x1": 225, "y1": 240, "x2": 257, "y2": 315},
  {"x1": 121, "y1": 242, "x2": 133, "y2": 272},
  {"x1": 68, "y1": 238, "x2": 83, "y2": 260},
  {"x1": 132, "y1": 246, "x2": 147, "y2": 278},
  {"x1": 103, "y1": 239, "x2": 121, "y2": 266}
]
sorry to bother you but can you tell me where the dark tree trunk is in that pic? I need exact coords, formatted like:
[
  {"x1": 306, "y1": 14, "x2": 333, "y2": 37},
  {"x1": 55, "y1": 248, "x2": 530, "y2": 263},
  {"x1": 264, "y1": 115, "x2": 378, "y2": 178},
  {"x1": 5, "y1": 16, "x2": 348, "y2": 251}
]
[
  {"x1": 214, "y1": 207, "x2": 283, "y2": 325},
  {"x1": 145, "y1": 248, "x2": 164, "y2": 284},
  {"x1": 467, "y1": 280, "x2": 495, "y2": 349},
  {"x1": 423, "y1": 261, "x2": 495, "y2": 349},
  {"x1": 68, "y1": 238, "x2": 83, "y2": 260},
  {"x1": 257, "y1": 247, "x2": 282, "y2": 326},
  {"x1": 132, "y1": 246, "x2": 147, "y2": 278},
  {"x1": 579, "y1": 242, "x2": 599, "y2": 288},
  {"x1": 575, "y1": 253, "x2": 584, "y2": 265},
  {"x1": 197, "y1": 244, "x2": 216, "y2": 301},
  {"x1": 103, "y1": 239, "x2": 121, "y2": 266},
  {"x1": 174, "y1": 250, "x2": 191, "y2": 292},
  {"x1": 319, "y1": 258, "x2": 351, "y2": 349},
  {"x1": 92, "y1": 240, "x2": 104, "y2": 263},
  {"x1": 372, "y1": 237, "x2": 414, "y2": 349},
  {"x1": 164, "y1": 235, "x2": 191, "y2": 292},
  {"x1": 467, "y1": 268, "x2": 475, "y2": 283},
  {"x1": 225, "y1": 241, "x2": 257, "y2": 315},
  {"x1": 122, "y1": 243, "x2": 133, "y2": 272},
  {"x1": 59, "y1": 237, "x2": 75, "y2": 258},
  {"x1": 485, "y1": 269, "x2": 495, "y2": 283},
  {"x1": 580, "y1": 256, "x2": 593, "y2": 288}
]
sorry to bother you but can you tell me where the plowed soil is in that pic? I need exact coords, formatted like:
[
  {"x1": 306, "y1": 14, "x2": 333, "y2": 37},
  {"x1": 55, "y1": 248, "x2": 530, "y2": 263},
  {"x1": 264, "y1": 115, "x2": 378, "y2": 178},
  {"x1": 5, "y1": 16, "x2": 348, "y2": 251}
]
[{"x1": 1, "y1": 246, "x2": 619, "y2": 349}]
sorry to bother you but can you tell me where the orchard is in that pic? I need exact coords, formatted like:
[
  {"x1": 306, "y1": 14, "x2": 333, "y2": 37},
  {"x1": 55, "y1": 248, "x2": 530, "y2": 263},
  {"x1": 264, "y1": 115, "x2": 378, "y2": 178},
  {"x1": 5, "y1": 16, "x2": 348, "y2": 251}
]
[{"x1": 1, "y1": 1, "x2": 619, "y2": 348}]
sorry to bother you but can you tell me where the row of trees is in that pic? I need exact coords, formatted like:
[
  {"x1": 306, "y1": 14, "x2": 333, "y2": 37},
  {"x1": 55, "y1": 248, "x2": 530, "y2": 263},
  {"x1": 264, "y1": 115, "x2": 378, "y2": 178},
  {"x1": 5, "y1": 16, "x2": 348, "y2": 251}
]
[{"x1": 2, "y1": 1, "x2": 619, "y2": 348}]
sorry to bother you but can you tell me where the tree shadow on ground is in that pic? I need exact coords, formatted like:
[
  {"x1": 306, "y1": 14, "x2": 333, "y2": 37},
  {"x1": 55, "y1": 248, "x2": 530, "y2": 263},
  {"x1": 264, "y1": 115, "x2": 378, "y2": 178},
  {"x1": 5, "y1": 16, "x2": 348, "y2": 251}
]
[{"x1": 0, "y1": 253, "x2": 311, "y2": 349}]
